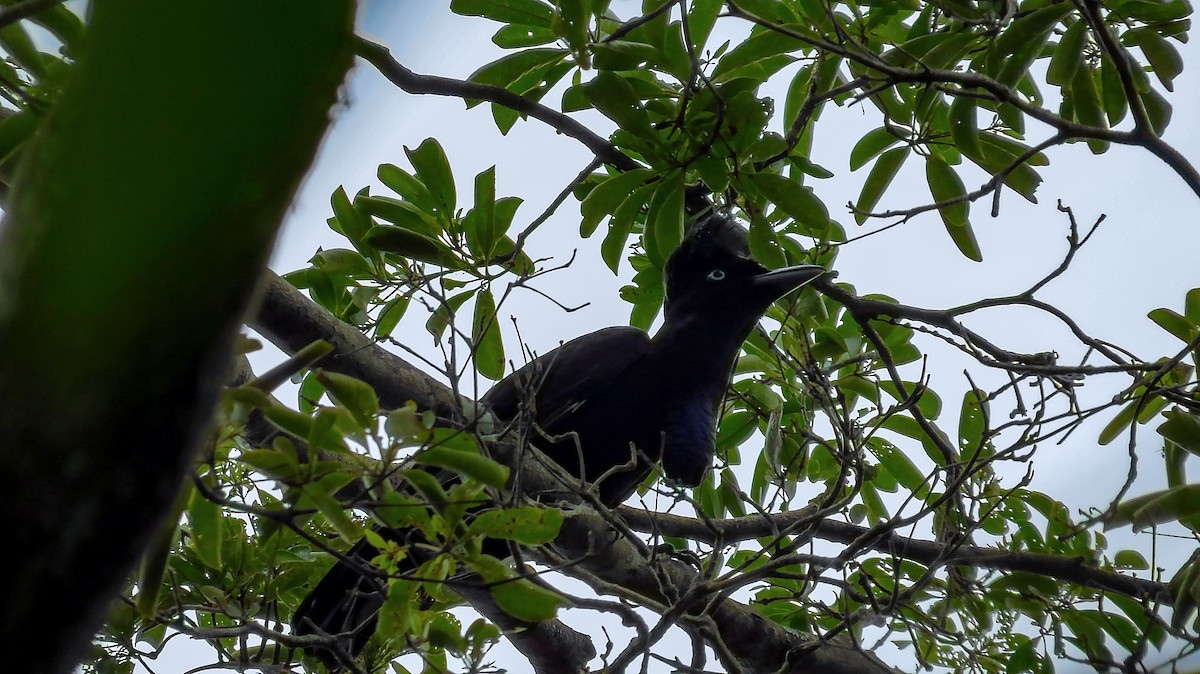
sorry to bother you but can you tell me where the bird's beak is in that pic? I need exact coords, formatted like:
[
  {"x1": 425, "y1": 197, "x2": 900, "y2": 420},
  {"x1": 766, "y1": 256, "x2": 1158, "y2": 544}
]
[{"x1": 751, "y1": 264, "x2": 831, "y2": 298}]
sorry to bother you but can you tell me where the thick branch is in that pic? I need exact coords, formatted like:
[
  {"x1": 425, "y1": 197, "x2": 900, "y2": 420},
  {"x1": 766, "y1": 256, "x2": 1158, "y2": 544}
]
[{"x1": 253, "y1": 271, "x2": 468, "y2": 420}]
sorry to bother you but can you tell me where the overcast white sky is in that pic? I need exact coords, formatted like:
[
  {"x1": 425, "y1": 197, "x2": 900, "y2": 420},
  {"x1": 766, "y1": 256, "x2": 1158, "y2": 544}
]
[{"x1": 152, "y1": 1, "x2": 1200, "y2": 672}]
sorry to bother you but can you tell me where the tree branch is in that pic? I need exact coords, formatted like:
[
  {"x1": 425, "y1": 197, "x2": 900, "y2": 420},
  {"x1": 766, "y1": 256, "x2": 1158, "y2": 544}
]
[
  {"x1": 353, "y1": 36, "x2": 641, "y2": 173},
  {"x1": 618, "y1": 507, "x2": 1171, "y2": 603}
]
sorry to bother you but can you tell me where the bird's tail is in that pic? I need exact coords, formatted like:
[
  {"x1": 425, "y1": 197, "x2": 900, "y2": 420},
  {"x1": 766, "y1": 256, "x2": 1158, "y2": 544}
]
[{"x1": 293, "y1": 535, "x2": 388, "y2": 668}]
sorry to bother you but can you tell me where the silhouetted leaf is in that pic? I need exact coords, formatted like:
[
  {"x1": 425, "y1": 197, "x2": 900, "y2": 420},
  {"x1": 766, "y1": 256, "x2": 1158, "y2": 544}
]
[
  {"x1": 949, "y1": 96, "x2": 980, "y2": 157},
  {"x1": 925, "y1": 154, "x2": 969, "y2": 228},
  {"x1": 451, "y1": 0, "x2": 555, "y2": 27},
  {"x1": 1149, "y1": 307, "x2": 1197, "y2": 343},
  {"x1": 580, "y1": 169, "x2": 653, "y2": 237},
  {"x1": 1047, "y1": 20, "x2": 1087, "y2": 87},
  {"x1": 850, "y1": 127, "x2": 902, "y2": 171},
  {"x1": 472, "y1": 287, "x2": 505, "y2": 380},
  {"x1": 364, "y1": 225, "x2": 459, "y2": 267},
  {"x1": 855, "y1": 146, "x2": 907, "y2": 224}
]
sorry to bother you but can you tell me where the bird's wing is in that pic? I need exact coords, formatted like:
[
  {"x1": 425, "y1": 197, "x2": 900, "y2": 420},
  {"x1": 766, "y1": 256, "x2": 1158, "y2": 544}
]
[{"x1": 481, "y1": 326, "x2": 651, "y2": 427}]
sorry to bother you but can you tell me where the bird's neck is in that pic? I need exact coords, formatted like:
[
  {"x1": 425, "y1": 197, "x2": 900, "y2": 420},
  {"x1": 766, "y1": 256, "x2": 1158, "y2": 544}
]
[{"x1": 650, "y1": 313, "x2": 753, "y2": 391}]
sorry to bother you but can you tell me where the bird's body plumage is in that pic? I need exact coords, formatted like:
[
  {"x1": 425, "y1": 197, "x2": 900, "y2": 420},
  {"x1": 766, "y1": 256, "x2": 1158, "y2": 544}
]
[{"x1": 293, "y1": 213, "x2": 828, "y2": 666}]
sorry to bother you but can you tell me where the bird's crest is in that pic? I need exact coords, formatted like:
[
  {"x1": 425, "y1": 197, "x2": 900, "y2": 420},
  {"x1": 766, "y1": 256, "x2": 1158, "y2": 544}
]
[
  {"x1": 665, "y1": 213, "x2": 751, "y2": 280},
  {"x1": 681, "y1": 212, "x2": 751, "y2": 258},
  {"x1": 662, "y1": 212, "x2": 756, "y2": 309}
]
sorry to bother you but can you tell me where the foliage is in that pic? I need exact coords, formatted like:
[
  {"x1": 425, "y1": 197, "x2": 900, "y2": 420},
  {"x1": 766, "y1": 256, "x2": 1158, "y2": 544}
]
[{"x1": 28, "y1": 0, "x2": 1195, "y2": 672}]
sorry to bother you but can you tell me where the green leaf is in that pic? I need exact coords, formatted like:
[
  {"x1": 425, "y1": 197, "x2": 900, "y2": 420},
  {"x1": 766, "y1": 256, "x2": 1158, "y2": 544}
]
[
  {"x1": 0, "y1": 23, "x2": 46, "y2": 78},
  {"x1": 748, "y1": 217, "x2": 786, "y2": 268},
  {"x1": 1128, "y1": 27, "x2": 1185, "y2": 89},
  {"x1": 467, "y1": 507, "x2": 563, "y2": 544},
  {"x1": 712, "y1": 28, "x2": 806, "y2": 82},
  {"x1": 331, "y1": 186, "x2": 371, "y2": 243},
  {"x1": 1115, "y1": 0, "x2": 1191, "y2": 23},
  {"x1": 30, "y1": 4, "x2": 85, "y2": 50},
  {"x1": 688, "y1": 0, "x2": 723, "y2": 48},
  {"x1": 468, "y1": 48, "x2": 567, "y2": 96},
  {"x1": 855, "y1": 146, "x2": 907, "y2": 224},
  {"x1": 867, "y1": 437, "x2": 925, "y2": 490},
  {"x1": 1160, "y1": 409, "x2": 1200, "y2": 456},
  {"x1": 1108, "y1": 485, "x2": 1200, "y2": 530},
  {"x1": 376, "y1": 295, "x2": 410, "y2": 338},
  {"x1": 418, "y1": 445, "x2": 510, "y2": 489},
  {"x1": 468, "y1": 166, "x2": 499, "y2": 256},
  {"x1": 241, "y1": 446, "x2": 300, "y2": 480},
  {"x1": 0, "y1": 109, "x2": 38, "y2": 165},
  {"x1": 1099, "y1": 53, "x2": 1130, "y2": 126},
  {"x1": 492, "y1": 234, "x2": 536, "y2": 276},
  {"x1": 1047, "y1": 20, "x2": 1087, "y2": 87},
  {"x1": 492, "y1": 23, "x2": 556, "y2": 47},
  {"x1": 750, "y1": 171, "x2": 829, "y2": 229},
  {"x1": 581, "y1": 71, "x2": 653, "y2": 136},
  {"x1": 492, "y1": 196, "x2": 523, "y2": 246},
  {"x1": 995, "y1": 4, "x2": 1072, "y2": 88},
  {"x1": 1115, "y1": 549, "x2": 1149, "y2": 570},
  {"x1": 878, "y1": 379, "x2": 939, "y2": 419},
  {"x1": 925, "y1": 154, "x2": 969, "y2": 228},
  {"x1": 941, "y1": 217, "x2": 980, "y2": 260},
  {"x1": 450, "y1": 0, "x2": 555, "y2": 27},
  {"x1": 471, "y1": 555, "x2": 564, "y2": 621},
  {"x1": 404, "y1": 469, "x2": 450, "y2": 511},
  {"x1": 1099, "y1": 402, "x2": 1138, "y2": 445},
  {"x1": 590, "y1": 39, "x2": 663, "y2": 71},
  {"x1": 377, "y1": 579, "x2": 419, "y2": 638},
  {"x1": 311, "y1": 248, "x2": 371, "y2": 277},
  {"x1": 960, "y1": 135, "x2": 1042, "y2": 203},
  {"x1": 733, "y1": 0, "x2": 800, "y2": 22},
  {"x1": 948, "y1": 96, "x2": 981, "y2": 158},
  {"x1": 919, "y1": 29, "x2": 979, "y2": 71},
  {"x1": 991, "y1": 4, "x2": 1072, "y2": 66},
  {"x1": 1149, "y1": 307, "x2": 1197, "y2": 343},
  {"x1": 263, "y1": 404, "x2": 313, "y2": 441},
  {"x1": 316, "y1": 371, "x2": 379, "y2": 428},
  {"x1": 1140, "y1": 86, "x2": 1173, "y2": 135},
  {"x1": 1184, "y1": 287, "x2": 1200, "y2": 324},
  {"x1": 378, "y1": 163, "x2": 439, "y2": 215},
  {"x1": 405, "y1": 138, "x2": 456, "y2": 217},
  {"x1": 602, "y1": 184, "x2": 655, "y2": 273},
  {"x1": 580, "y1": 169, "x2": 652, "y2": 237},
  {"x1": 426, "y1": 290, "x2": 473, "y2": 343},
  {"x1": 643, "y1": 174, "x2": 684, "y2": 268},
  {"x1": 188, "y1": 486, "x2": 223, "y2": 569},
  {"x1": 472, "y1": 287, "x2": 506, "y2": 380},
  {"x1": 959, "y1": 388, "x2": 989, "y2": 461},
  {"x1": 356, "y1": 195, "x2": 439, "y2": 237},
  {"x1": 364, "y1": 225, "x2": 458, "y2": 267},
  {"x1": 1069, "y1": 65, "x2": 1108, "y2": 153}
]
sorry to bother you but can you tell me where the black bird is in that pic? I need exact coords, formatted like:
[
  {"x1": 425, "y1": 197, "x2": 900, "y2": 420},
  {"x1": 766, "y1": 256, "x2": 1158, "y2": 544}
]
[{"x1": 293, "y1": 213, "x2": 828, "y2": 665}]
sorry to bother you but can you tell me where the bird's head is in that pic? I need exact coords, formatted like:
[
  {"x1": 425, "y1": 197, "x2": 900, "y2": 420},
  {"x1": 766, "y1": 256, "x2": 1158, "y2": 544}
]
[{"x1": 662, "y1": 213, "x2": 828, "y2": 326}]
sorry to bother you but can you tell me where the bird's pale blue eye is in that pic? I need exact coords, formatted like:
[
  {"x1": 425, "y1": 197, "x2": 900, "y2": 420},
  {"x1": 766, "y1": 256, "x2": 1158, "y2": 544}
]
[{"x1": 707, "y1": 269, "x2": 726, "y2": 282}]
